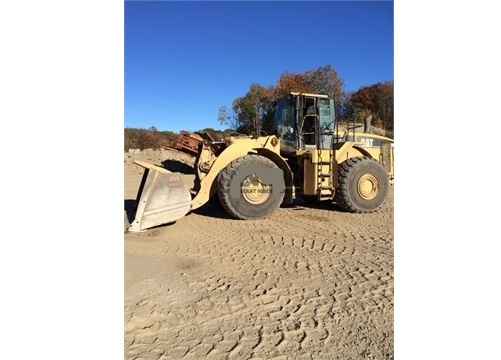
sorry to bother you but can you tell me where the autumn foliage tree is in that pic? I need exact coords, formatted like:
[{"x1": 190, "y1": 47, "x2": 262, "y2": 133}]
[
  {"x1": 231, "y1": 83, "x2": 275, "y2": 134},
  {"x1": 274, "y1": 65, "x2": 344, "y2": 103},
  {"x1": 274, "y1": 71, "x2": 312, "y2": 96},
  {"x1": 226, "y1": 65, "x2": 345, "y2": 134},
  {"x1": 350, "y1": 81, "x2": 394, "y2": 131}
]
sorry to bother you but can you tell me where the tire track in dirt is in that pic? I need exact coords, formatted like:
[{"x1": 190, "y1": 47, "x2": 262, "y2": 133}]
[{"x1": 125, "y1": 188, "x2": 394, "y2": 359}]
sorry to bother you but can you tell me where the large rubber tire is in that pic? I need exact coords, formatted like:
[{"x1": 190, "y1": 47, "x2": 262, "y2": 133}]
[
  {"x1": 217, "y1": 155, "x2": 285, "y2": 219},
  {"x1": 334, "y1": 156, "x2": 389, "y2": 213}
]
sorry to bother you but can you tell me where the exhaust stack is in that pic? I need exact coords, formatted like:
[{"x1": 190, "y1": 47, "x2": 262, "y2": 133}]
[{"x1": 364, "y1": 114, "x2": 372, "y2": 133}]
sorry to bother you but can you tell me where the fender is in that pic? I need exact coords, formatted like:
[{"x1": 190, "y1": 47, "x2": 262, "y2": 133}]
[
  {"x1": 333, "y1": 142, "x2": 372, "y2": 163},
  {"x1": 191, "y1": 136, "x2": 283, "y2": 210}
]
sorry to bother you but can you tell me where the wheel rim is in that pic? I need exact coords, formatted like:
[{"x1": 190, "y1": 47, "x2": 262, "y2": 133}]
[
  {"x1": 357, "y1": 173, "x2": 379, "y2": 200},
  {"x1": 241, "y1": 174, "x2": 271, "y2": 205}
]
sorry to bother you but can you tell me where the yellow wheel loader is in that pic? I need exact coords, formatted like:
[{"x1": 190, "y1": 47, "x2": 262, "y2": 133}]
[{"x1": 126, "y1": 92, "x2": 394, "y2": 232}]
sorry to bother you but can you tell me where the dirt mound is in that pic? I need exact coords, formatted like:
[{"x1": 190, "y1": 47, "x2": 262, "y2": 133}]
[{"x1": 124, "y1": 148, "x2": 196, "y2": 176}]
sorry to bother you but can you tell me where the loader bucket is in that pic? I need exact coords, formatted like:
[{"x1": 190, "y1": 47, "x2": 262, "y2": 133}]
[{"x1": 127, "y1": 160, "x2": 192, "y2": 232}]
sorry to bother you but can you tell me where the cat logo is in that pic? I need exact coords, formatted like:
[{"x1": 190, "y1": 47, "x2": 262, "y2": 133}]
[{"x1": 359, "y1": 138, "x2": 374, "y2": 147}]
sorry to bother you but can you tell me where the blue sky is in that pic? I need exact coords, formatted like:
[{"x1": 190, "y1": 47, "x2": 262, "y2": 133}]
[{"x1": 125, "y1": 1, "x2": 394, "y2": 133}]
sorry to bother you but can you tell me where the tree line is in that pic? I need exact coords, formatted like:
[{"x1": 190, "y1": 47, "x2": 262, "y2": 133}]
[
  {"x1": 125, "y1": 64, "x2": 393, "y2": 151},
  {"x1": 219, "y1": 64, "x2": 393, "y2": 135}
]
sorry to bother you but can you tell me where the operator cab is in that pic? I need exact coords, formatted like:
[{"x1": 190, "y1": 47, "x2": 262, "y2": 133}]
[{"x1": 272, "y1": 92, "x2": 336, "y2": 155}]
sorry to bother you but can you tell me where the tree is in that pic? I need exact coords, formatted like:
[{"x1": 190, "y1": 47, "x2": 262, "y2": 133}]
[
  {"x1": 232, "y1": 83, "x2": 275, "y2": 134},
  {"x1": 217, "y1": 105, "x2": 238, "y2": 131},
  {"x1": 351, "y1": 81, "x2": 393, "y2": 131},
  {"x1": 274, "y1": 65, "x2": 344, "y2": 114},
  {"x1": 230, "y1": 65, "x2": 345, "y2": 135},
  {"x1": 274, "y1": 71, "x2": 313, "y2": 97},
  {"x1": 304, "y1": 65, "x2": 344, "y2": 109}
]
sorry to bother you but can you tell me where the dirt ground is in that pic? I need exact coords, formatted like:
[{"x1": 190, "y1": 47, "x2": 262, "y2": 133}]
[{"x1": 124, "y1": 149, "x2": 394, "y2": 360}]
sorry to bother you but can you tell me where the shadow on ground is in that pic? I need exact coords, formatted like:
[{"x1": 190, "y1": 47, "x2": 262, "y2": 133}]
[
  {"x1": 124, "y1": 194, "x2": 346, "y2": 227},
  {"x1": 161, "y1": 160, "x2": 195, "y2": 174},
  {"x1": 191, "y1": 197, "x2": 233, "y2": 219},
  {"x1": 124, "y1": 199, "x2": 137, "y2": 223},
  {"x1": 293, "y1": 197, "x2": 346, "y2": 212}
]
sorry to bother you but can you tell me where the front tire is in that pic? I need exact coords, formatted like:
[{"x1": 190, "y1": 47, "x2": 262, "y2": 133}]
[
  {"x1": 217, "y1": 155, "x2": 285, "y2": 219},
  {"x1": 334, "y1": 156, "x2": 389, "y2": 213}
]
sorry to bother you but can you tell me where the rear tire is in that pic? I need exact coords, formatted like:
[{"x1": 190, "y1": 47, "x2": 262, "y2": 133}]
[
  {"x1": 217, "y1": 155, "x2": 285, "y2": 219},
  {"x1": 334, "y1": 156, "x2": 389, "y2": 213}
]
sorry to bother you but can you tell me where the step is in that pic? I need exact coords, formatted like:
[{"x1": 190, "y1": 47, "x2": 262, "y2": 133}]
[{"x1": 317, "y1": 186, "x2": 333, "y2": 192}]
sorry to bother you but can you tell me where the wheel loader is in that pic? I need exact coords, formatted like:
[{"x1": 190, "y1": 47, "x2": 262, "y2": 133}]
[{"x1": 126, "y1": 92, "x2": 394, "y2": 232}]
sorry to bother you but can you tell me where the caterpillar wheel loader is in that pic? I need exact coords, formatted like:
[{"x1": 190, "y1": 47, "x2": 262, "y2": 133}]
[{"x1": 126, "y1": 92, "x2": 394, "y2": 232}]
